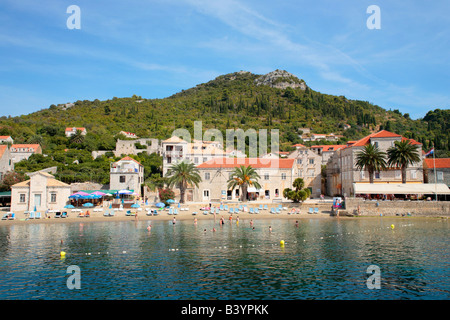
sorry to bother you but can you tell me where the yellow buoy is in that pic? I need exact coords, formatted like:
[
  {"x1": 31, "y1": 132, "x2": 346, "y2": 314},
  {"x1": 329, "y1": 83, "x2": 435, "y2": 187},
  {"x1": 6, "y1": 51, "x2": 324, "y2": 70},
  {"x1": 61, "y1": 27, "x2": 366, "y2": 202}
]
[
  {"x1": 60, "y1": 251, "x2": 66, "y2": 257},
  {"x1": 280, "y1": 240, "x2": 285, "y2": 246},
  {"x1": 390, "y1": 224, "x2": 395, "y2": 230}
]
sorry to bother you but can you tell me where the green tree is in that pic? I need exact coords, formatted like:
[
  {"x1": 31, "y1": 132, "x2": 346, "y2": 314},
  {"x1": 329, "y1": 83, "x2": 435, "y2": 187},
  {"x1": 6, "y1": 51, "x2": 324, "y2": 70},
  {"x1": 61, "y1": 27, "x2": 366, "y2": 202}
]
[
  {"x1": 166, "y1": 161, "x2": 201, "y2": 203},
  {"x1": 355, "y1": 144, "x2": 387, "y2": 183},
  {"x1": 227, "y1": 165, "x2": 261, "y2": 202},
  {"x1": 387, "y1": 140, "x2": 421, "y2": 184},
  {"x1": 70, "y1": 130, "x2": 85, "y2": 144}
]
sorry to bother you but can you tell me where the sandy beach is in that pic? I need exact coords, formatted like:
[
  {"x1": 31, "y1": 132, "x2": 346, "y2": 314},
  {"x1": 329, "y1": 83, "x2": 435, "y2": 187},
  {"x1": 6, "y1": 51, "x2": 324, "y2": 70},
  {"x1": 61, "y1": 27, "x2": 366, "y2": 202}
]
[{"x1": 0, "y1": 202, "x2": 337, "y2": 226}]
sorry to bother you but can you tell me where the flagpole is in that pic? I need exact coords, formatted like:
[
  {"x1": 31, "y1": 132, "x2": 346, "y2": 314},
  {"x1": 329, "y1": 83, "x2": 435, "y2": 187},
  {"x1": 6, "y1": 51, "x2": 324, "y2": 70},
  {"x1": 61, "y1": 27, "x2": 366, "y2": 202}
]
[{"x1": 433, "y1": 146, "x2": 437, "y2": 201}]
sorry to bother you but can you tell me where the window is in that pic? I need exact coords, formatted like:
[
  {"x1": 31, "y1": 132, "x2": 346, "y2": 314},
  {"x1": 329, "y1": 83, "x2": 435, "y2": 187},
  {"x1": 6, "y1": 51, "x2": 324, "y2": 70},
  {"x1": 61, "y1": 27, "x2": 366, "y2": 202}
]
[
  {"x1": 203, "y1": 157, "x2": 208, "y2": 163},
  {"x1": 281, "y1": 173, "x2": 286, "y2": 180},
  {"x1": 19, "y1": 194, "x2": 26, "y2": 203},
  {"x1": 437, "y1": 171, "x2": 444, "y2": 181},
  {"x1": 297, "y1": 159, "x2": 302, "y2": 164},
  {"x1": 51, "y1": 193, "x2": 57, "y2": 203},
  {"x1": 395, "y1": 171, "x2": 401, "y2": 179},
  {"x1": 411, "y1": 170, "x2": 417, "y2": 179},
  {"x1": 374, "y1": 142, "x2": 379, "y2": 148},
  {"x1": 360, "y1": 171, "x2": 365, "y2": 179},
  {"x1": 194, "y1": 157, "x2": 199, "y2": 164},
  {"x1": 167, "y1": 157, "x2": 172, "y2": 164},
  {"x1": 308, "y1": 169, "x2": 315, "y2": 177},
  {"x1": 264, "y1": 173, "x2": 269, "y2": 180},
  {"x1": 309, "y1": 158, "x2": 314, "y2": 165},
  {"x1": 375, "y1": 171, "x2": 380, "y2": 179},
  {"x1": 205, "y1": 172, "x2": 210, "y2": 180},
  {"x1": 275, "y1": 189, "x2": 279, "y2": 197},
  {"x1": 120, "y1": 176, "x2": 126, "y2": 183}
]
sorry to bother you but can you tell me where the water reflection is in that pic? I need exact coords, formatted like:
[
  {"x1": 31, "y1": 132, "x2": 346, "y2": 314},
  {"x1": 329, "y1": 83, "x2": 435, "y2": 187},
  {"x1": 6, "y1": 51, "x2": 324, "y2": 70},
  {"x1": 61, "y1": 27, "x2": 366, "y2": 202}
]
[{"x1": 0, "y1": 218, "x2": 448, "y2": 299}]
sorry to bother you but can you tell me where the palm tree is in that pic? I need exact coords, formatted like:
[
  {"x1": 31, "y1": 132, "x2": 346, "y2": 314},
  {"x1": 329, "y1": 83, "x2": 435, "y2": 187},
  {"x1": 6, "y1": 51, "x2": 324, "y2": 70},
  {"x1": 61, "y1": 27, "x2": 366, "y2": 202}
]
[
  {"x1": 70, "y1": 129, "x2": 85, "y2": 144},
  {"x1": 166, "y1": 161, "x2": 201, "y2": 203},
  {"x1": 355, "y1": 143, "x2": 387, "y2": 183},
  {"x1": 387, "y1": 140, "x2": 421, "y2": 184},
  {"x1": 227, "y1": 165, "x2": 261, "y2": 202}
]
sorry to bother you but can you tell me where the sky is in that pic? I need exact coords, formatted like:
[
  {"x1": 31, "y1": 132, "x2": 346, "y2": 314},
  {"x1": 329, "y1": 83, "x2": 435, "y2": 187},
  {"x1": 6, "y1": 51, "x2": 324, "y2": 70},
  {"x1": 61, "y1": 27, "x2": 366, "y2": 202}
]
[{"x1": 0, "y1": 0, "x2": 448, "y2": 119}]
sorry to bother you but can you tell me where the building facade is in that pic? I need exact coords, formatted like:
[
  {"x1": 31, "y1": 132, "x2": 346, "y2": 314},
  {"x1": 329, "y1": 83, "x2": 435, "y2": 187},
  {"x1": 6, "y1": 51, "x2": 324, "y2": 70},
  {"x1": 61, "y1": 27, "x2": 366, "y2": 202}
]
[
  {"x1": 110, "y1": 156, "x2": 144, "y2": 195},
  {"x1": 10, "y1": 144, "x2": 42, "y2": 164},
  {"x1": 287, "y1": 147, "x2": 322, "y2": 197},
  {"x1": 65, "y1": 127, "x2": 87, "y2": 137},
  {"x1": 326, "y1": 130, "x2": 423, "y2": 197},
  {"x1": 162, "y1": 136, "x2": 225, "y2": 176},
  {"x1": 0, "y1": 145, "x2": 13, "y2": 181},
  {"x1": 424, "y1": 158, "x2": 450, "y2": 186},
  {"x1": 11, "y1": 171, "x2": 71, "y2": 212},
  {"x1": 191, "y1": 158, "x2": 297, "y2": 203}
]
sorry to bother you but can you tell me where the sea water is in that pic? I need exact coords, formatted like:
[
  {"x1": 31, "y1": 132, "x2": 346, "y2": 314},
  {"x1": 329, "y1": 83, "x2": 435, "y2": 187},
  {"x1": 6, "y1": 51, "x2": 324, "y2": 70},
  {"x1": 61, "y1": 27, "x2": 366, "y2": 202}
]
[{"x1": 0, "y1": 218, "x2": 448, "y2": 299}]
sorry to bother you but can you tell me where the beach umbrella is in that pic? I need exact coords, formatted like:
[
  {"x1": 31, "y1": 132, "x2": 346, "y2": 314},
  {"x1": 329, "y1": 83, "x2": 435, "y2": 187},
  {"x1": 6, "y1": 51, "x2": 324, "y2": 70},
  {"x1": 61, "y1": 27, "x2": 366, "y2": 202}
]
[
  {"x1": 83, "y1": 203, "x2": 94, "y2": 207},
  {"x1": 155, "y1": 202, "x2": 165, "y2": 208},
  {"x1": 64, "y1": 204, "x2": 75, "y2": 209},
  {"x1": 69, "y1": 194, "x2": 82, "y2": 199},
  {"x1": 166, "y1": 199, "x2": 175, "y2": 204},
  {"x1": 131, "y1": 203, "x2": 140, "y2": 208},
  {"x1": 118, "y1": 189, "x2": 133, "y2": 195}
]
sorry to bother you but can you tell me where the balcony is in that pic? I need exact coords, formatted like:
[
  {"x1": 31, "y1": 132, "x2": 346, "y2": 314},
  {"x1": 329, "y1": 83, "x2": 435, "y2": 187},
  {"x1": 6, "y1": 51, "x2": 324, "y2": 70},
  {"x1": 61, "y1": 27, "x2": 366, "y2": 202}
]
[{"x1": 163, "y1": 151, "x2": 184, "y2": 157}]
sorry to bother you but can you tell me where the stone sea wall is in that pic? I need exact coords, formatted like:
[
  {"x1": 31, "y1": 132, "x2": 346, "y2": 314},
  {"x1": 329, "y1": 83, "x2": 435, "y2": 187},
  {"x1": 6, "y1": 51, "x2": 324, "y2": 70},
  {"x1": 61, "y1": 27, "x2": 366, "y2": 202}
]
[{"x1": 345, "y1": 197, "x2": 450, "y2": 216}]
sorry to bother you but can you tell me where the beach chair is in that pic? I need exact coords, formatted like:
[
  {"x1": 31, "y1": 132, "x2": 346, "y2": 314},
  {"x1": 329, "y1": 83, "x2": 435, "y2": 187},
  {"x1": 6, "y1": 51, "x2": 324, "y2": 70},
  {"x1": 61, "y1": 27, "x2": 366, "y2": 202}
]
[
  {"x1": 270, "y1": 208, "x2": 275, "y2": 214},
  {"x1": 126, "y1": 210, "x2": 132, "y2": 216},
  {"x1": 28, "y1": 211, "x2": 35, "y2": 219},
  {"x1": 259, "y1": 204, "x2": 263, "y2": 210},
  {"x1": 229, "y1": 207, "x2": 233, "y2": 214},
  {"x1": 224, "y1": 205, "x2": 229, "y2": 211},
  {"x1": 203, "y1": 210, "x2": 208, "y2": 215},
  {"x1": 174, "y1": 209, "x2": 178, "y2": 215},
  {"x1": 168, "y1": 208, "x2": 173, "y2": 215},
  {"x1": 1, "y1": 213, "x2": 9, "y2": 220},
  {"x1": 254, "y1": 208, "x2": 259, "y2": 214},
  {"x1": 35, "y1": 212, "x2": 41, "y2": 219},
  {"x1": 61, "y1": 211, "x2": 68, "y2": 218},
  {"x1": 249, "y1": 208, "x2": 254, "y2": 214},
  {"x1": 238, "y1": 205, "x2": 243, "y2": 211},
  {"x1": 153, "y1": 210, "x2": 158, "y2": 216},
  {"x1": 314, "y1": 207, "x2": 319, "y2": 214},
  {"x1": 192, "y1": 211, "x2": 197, "y2": 215},
  {"x1": 276, "y1": 207, "x2": 281, "y2": 214},
  {"x1": 8, "y1": 213, "x2": 15, "y2": 220},
  {"x1": 264, "y1": 205, "x2": 268, "y2": 210},
  {"x1": 308, "y1": 208, "x2": 313, "y2": 214},
  {"x1": 103, "y1": 210, "x2": 110, "y2": 216},
  {"x1": 54, "y1": 211, "x2": 62, "y2": 218},
  {"x1": 220, "y1": 204, "x2": 224, "y2": 211},
  {"x1": 85, "y1": 211, "x2": 90, "y2": 218}
]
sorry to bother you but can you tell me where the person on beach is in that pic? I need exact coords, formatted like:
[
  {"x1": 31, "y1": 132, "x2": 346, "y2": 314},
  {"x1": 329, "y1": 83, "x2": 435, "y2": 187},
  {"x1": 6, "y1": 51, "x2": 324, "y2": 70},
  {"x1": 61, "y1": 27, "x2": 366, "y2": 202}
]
[
  {"x1": 250, "y1": 219, "x2": 253, "y2": 227},
  {"x1": 172, "y1": 217, "x2": 176, "y2": 225},
  {"x1": 194, "y1": 217, "x2": 197, "y2": 225},
  {"x1": 220, "y1": 217, "x2": 225, "y2": 226},
  {"x1": 269, "y1": 226, "x2": 272, "y2": 233},
  {"x1": 147, "y1": 224, "x2": 152, "y2": 231},
  {"x1": 229, "y1": 215, "x2": 232, "y2": 222}
]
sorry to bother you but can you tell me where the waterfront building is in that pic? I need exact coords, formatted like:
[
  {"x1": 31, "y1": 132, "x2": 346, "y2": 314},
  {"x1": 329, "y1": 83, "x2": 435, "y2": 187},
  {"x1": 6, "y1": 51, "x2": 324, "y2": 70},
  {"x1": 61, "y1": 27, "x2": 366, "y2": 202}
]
[
  {"x1": 326, "y1": 130, "x2": 423, "y2": 197},
  {"x1": 110, "y1": 156, "x2": 144, "y2": 196},
  {"x1": 287, "y1": 146, "x2": 322, "y2": 197},
  {"x1": 0, "y1": 145, "x2": 13, "y2": 181},
  {"x1": 424, "y1": 158, "x2": 450, "y2": 186}
]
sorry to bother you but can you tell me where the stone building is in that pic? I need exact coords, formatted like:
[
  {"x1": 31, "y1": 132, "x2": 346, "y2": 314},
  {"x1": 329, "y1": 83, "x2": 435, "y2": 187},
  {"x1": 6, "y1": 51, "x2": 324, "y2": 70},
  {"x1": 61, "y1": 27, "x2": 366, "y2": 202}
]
[
  {"x1": 110, "y1": 156, "x2": 144, "y2": 196},
  {"x1": 11, "y1": 171, "x2": 71, "y2": 212},
  {"x1": 191, "y1": 158, "x2": 297, "y2": 203},
  {"x1": 0, "y1": 145, "x2": 14, "y2": 181},
  {"x1": 326, "y1": 130, "x2": 423, "y2": 197},
  {"x1": 287, "y1": 146, "x2": 323, "y2": 197},
  {"x1": 10, "y1": 144, "x2": 42, "y2": 164},
  {"x1": 424, "y1": 158, "x2": 450, "y2": 186}
]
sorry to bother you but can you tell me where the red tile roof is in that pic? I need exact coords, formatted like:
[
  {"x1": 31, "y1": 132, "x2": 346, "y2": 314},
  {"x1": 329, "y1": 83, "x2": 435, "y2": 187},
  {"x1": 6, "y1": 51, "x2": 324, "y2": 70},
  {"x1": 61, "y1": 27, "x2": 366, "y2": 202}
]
[
  {"x1": 311, "y1": 145, "x2": 346, "y2": 152},
  {"x1": 119, "y1": 156, "x2": 142, "y2": 166},
  {"x1": 11, "y1": 144, "x2": 41, "y2": 151},
  {"x1": 197, "y1": 158, "x2": 294, "y2": 169},
  {"x1": 350, "y1": 130, "x2": 421, "y2": 147},
  {"x1": 0, "y1": 145, "x2": 7, "y2": 158},
  {"x1": 424, "y1": 158, "x2": 450, "y2": 169}
]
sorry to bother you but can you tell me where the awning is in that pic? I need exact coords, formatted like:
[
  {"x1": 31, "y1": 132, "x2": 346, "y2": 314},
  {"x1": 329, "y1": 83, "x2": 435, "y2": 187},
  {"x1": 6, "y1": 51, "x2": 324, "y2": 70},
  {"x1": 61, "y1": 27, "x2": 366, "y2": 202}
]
[
  {"x1": 353, "y1": 183, "x2": 450, "y2": 195},
  {"x1": 247, "y1": 187, "x2": 264, "y2": 193}
]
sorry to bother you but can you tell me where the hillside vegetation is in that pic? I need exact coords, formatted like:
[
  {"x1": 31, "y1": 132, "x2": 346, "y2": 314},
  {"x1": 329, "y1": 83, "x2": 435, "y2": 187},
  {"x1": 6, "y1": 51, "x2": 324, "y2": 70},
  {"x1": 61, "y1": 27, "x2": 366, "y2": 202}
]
[{"x1": 0, "y1": 69, "x2": 448, "y2": 185}]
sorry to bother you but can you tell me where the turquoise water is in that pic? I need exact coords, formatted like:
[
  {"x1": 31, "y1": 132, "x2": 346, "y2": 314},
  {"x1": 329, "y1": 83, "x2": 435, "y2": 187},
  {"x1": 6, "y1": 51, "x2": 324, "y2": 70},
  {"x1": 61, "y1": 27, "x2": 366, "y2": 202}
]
[{"x1": 0, "y1": 218, "x2": 448, "y2": 299}]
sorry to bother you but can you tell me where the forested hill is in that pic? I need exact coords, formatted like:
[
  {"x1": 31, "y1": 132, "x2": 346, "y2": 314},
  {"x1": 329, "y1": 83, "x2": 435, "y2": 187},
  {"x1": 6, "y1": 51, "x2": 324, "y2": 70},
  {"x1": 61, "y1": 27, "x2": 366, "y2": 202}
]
[{"x1": 0, "y1": 69, "x2": 448, "y2": 157}]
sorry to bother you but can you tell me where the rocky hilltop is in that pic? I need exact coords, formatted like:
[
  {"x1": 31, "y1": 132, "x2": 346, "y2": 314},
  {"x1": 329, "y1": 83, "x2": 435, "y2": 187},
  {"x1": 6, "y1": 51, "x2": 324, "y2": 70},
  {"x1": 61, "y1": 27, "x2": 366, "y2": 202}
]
[{"x1": 254, "y1": 69, "x2": 307, "y2": 90}]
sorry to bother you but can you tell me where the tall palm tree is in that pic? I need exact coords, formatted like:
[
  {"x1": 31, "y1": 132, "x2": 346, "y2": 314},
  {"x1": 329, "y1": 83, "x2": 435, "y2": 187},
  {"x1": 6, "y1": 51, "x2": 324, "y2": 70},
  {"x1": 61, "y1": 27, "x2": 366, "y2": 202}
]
[
  {"x1": 355, "y1": 143, "x2": 387, "y2": 183},
  {"x1": 387, "y1": 140, "x2": 421, "y2": 184},
  {"x1": 166, "y1": 161, "x2": 201, "y2": 203},
  {"x1": 227, "y1": 165, "x2": 261, "y2": 202}
]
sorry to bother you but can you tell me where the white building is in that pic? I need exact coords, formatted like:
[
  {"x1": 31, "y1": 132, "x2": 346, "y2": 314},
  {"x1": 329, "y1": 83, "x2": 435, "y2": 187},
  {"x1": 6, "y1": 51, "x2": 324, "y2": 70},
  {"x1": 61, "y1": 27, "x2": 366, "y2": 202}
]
[
  {"x1": 110, "y1": 156, "x2": 144, "y2": 196},
  {"x1": 162, "y1": 136, "x2": 226, "y2": 176},
  {"x1": 65, "y1": 127, "x2": 87, "y2": 137},
  {"x1": 11, "y1": 171, "x2": 71, "y2": 212},
  {"x1": 10, "y1": 144, "x2": 42, "y2": 164}
]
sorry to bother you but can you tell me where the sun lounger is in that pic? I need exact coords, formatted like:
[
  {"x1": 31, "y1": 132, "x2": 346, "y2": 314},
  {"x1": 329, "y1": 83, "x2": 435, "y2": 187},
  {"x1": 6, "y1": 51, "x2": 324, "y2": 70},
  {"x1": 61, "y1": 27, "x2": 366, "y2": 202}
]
[
  {"x1": 270, "y1": 208, "x2": 275, "y2": 214},
  {"x1": 264, "y1": 205, "x2": 268, "y2": 210},
  {"x1": 28, "y1": 211, "x2": 35, "y2": 219},
  {"x1": 192, "y1": 211, "x2": 197, "y2": 215},
  {"x1": 174, "y1": 209, "x2": 178, "y2": 215},
  {"x1": 1, "y1": 213, "x2": 10, "y2": 220},
  {"x1": 276, "y1": 207, "x2": 280, "y2": 214},
  {"x1": 249, "y1": 208, "x2": 254, "y2": 214},
  {"x1": 103, "y1": 211, "x2": 110, "y2": 216},
  {"x1": 35, "y1": 212, "x2": 41, "y2": 219},
  {"x1": 8, "y1": 213, "x2": 15, "y2": 220},
  {"x1": 254, "y1": 208, "x2": 259, "y2": 214},
  {"x1": 54, "y1": 212, "x2": 62, "y2": 218},
  {"x1": 220, "y1": 205, "x2": 224, "y2": 211},
  {"x1": 224, "y1": 205, "x2": 229, "y2": 211},
  {"x1": 61, "y1": 211, "x2": 68, "y2": 218},
  {"x1": 259, "y1": 204, "x2": 263, "y2": 210},
  {"x1": 314, "y1": 207, "x2": 319, "y2": 214},
  {"x1": 308, "y1": 208, "x2": 313, "y2": 214}
]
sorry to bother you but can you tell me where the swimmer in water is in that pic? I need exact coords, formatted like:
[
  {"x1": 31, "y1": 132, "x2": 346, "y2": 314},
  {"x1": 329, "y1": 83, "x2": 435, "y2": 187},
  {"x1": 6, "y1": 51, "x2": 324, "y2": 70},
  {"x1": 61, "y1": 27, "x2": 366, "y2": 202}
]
[
  {"x1": 250, "y1": 219, "x2": 253, "y2": 226},
  {"x1": 172, "y1": 217, "x2": 176, "y2": 224},
  {"x1": 295, "y1": 220, "x2": 299, "y2": 227},
  {"x1": 194, "y1": 217, "x2": 197, "y2": 225},
  {"x1": 147, "y1": 224, "x2": 152, "y2": 231},
  {"x1": 269, "y1": 226, "x2": 272, "y2": 233}
]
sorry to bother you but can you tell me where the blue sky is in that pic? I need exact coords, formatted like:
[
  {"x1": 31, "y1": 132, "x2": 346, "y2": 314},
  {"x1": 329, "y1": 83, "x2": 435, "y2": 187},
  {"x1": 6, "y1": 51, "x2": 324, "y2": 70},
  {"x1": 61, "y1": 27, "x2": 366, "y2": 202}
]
[{"x1": 0, "y1": 0, "x2": 448, "y2": 119}]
